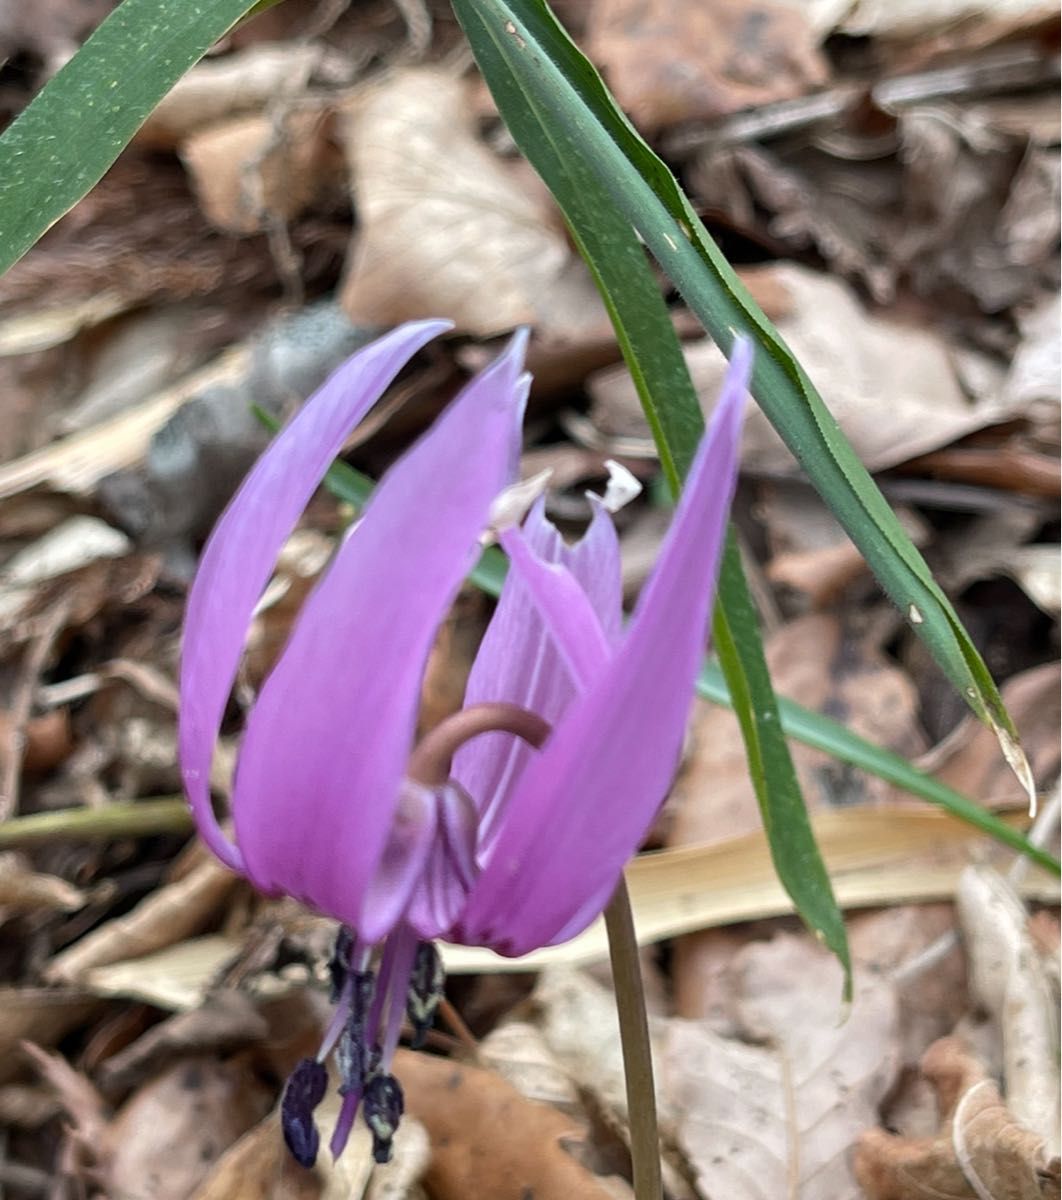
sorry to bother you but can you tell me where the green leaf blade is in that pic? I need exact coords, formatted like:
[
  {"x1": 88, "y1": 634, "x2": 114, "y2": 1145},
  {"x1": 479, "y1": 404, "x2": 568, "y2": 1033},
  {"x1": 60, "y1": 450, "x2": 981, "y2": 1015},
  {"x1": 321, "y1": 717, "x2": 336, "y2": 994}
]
[
  {"x1": 457, "y1": 0, "x2": 1028, "y2": 802},
  {"x1": 0, "y1": 0, "x2": 258, "y2": 276},
  {"x1": 454, "y1": 0, "x2": 851, "y2": 985}
]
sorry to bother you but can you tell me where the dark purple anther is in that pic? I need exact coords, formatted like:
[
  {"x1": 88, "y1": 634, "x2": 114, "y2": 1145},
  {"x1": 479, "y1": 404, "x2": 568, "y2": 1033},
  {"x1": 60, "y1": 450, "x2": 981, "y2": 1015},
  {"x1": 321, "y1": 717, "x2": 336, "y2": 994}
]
[
  {"x1": 328, "y1": 926, "x2": 354, "y2": 1002},
  {"x1": 350, "y1": 969, "x2": 375, "y2": 1027},
  {"x1": 281, "y1": 1057, "x2": 328, "y2": 1168},
  {"x1": 363, "y1": 1072, "x2": 405, "y2": 1164},
  {"x1": 336, "y1": 1019, "x2": 366, "y2": 1096},
  {"x1": 406, "y1": 941, "x2": 445, "y2": 1049}
]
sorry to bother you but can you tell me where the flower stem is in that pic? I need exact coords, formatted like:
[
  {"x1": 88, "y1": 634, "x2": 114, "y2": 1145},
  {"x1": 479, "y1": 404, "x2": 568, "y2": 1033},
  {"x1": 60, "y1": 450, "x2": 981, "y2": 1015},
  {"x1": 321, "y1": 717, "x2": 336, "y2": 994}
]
[{"x1": 605, "y1": 878, "x2": 662, "y2": 1200}]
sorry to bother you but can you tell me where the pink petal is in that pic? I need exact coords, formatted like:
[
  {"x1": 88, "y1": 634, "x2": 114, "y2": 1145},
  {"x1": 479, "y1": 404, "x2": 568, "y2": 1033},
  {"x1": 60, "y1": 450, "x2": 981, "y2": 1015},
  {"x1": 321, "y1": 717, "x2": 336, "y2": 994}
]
[
  {"x1": 452, "y1": 500, "x2": 621, "y2": 849},
  {"x1": 455, "y1": 340, "x2": 751, "y2": 955},
  {"x1": 179, "y1": 321, "x2": 450, "y2": 870},
  {"x1": 231, "y1": 333, "x2": 529, "y2": 939}
]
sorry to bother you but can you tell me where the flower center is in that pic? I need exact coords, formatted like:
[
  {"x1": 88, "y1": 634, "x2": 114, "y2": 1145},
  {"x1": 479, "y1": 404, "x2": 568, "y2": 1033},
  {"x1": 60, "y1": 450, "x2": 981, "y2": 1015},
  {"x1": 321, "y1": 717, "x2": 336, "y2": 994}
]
[{"x1": 281, "y1": 703, "x2": 551, "y2": 1168}]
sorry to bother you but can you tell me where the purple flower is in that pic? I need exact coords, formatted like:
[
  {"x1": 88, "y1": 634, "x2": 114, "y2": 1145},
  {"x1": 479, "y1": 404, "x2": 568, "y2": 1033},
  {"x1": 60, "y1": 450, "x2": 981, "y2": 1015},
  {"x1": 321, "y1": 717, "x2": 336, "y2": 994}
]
[{"x1": 179, "y1": 321, "x2": 749, "y2": 1164}]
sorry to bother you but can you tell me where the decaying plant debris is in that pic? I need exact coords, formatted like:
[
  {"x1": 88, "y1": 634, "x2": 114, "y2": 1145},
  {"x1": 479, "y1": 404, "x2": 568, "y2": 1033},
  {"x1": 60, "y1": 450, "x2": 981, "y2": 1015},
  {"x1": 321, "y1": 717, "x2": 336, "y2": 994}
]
[{"x1": 0, "y1": 1, "x2": 1058, "y2": 1197}]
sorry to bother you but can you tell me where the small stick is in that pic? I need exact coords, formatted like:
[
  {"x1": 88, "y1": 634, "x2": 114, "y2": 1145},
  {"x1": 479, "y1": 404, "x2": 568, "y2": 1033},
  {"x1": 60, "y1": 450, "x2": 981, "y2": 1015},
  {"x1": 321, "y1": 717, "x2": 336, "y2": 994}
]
[
  {"x1": 437, "y1": 996, "x2": 479, "y2": 1059},
  {"x1": 0, "y1": 600, "x2": 71, "y2": 822},
  {"x1": 0, "y1": 798, "x2": 191, "y2": 848},
  {"x1": 605, "y1": 877, "x2": 662, "y2": 1200}
]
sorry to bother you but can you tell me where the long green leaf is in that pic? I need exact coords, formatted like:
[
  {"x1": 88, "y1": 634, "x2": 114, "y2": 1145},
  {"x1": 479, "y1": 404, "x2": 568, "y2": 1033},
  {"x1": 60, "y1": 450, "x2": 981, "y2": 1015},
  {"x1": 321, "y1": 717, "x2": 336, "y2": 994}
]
[
  {"x1": 711, "y1": 535, "x2": 849, "y2": 978},
  {"x1": 0, "y1": 0, "x2": 259, "y2": 276},
  {"x1": 452, "y1": 3, "x2": 848, "y2": 981},
  {"x1": 451, "y1": 0, "x2": 1032, "y2": 809}
]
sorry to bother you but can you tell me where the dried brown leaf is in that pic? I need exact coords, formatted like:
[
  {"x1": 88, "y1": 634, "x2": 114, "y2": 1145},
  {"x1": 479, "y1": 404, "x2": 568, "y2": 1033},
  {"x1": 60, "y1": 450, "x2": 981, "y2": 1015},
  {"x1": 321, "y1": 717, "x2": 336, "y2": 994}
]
[
  {"x1": 670, "y1": 614, "x2": 925, "y2": 852},
  {"x1": 393, "y1": 1048, "x2": 625, "y2": 1200},
  {"x1": 181, "y1": 106, "x2": 342, "y2": 235},
  {"x1": 98, "y1": 991, "x2": 269, "y2": 1093},
  {"x1": 855, "y1": 1036, "x2": 1061, "y2": 1200},
  {"x1": 47, "y1": 858, "x2": 240, "y2": 985},
  {"x1": 340, "y1": 69, "x2": 601, "y2": 337},
  {"x1": 587, "y1": 0, "x2": 828, "y2": 131},
  {"x1": 0, "y1": 852, "x2": 87, "y2": 914},
  {"x1": 0, "y1": 989, "x2": 101, "y2": 1085},
  {"x1": 190, "y1": 1115, "x2": 322, "y2": 1200},
  {"x1": 909, "y1": 661, "x2": 1061, "y2": 811},
  {"x1": 102, "y1": 1057, "x2": 274, "y2": 1200}
]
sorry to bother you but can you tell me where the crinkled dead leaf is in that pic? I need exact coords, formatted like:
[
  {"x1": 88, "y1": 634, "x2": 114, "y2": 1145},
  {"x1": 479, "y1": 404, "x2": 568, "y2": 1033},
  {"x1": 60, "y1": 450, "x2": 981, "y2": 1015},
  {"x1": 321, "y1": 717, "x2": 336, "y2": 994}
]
[
  {"x1": 0, "y1": 990, "x2": 100, "y2": 1085},
  {"x1": 191, "y1": 1114, "x2": 322, "y2": 1200},
  {"x1": 340, "y1": 68, "x2": 600, "y2": 337},
  {"x1": 528, "y1": 947, "x2": 898, "y2": 1200},
  {"x1": 393, "y1": 1048, "x2": 627, "y2": 1200},
  {"x1": 47, "y1": 858, "x2": 239, "y2": 985},
  {"x1": 479, "y1": 1020, "x2": 582, "y2": 1114},
  {"x1": 855, "y1": 1036, "x2": 1061, "y2": 1200},
  {"x1": 671, "y1": 613, "x2": 926, "y2": 850}
]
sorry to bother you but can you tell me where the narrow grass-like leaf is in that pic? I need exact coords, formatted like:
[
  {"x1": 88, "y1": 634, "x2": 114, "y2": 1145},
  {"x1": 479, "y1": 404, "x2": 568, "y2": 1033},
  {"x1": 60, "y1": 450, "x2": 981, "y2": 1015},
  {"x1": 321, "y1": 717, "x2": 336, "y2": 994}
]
[
  {"x1": 448, "y1": 1, "x2": 850, "y2": 983},
  {"x1": 451, "y1": 0, "x2": 1031, "y2": 808},
  {"x1": 0, "y1": 0, "x2": 259, "y2": 276},
  {"x1": 711, "y1": 535, "x2": 849, "y2": 980}
]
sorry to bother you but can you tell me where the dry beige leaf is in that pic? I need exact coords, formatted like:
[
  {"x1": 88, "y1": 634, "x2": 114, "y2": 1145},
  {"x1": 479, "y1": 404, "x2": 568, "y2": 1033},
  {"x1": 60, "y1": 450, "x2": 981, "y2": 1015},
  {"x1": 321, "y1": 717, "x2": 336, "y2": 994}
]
[
  {"x1": 340, "y1": 68, "x2": 598, "y2": 337},
  {"x1": 0, "y1": 852, "x2": 86, "y2": 914},
  {"x1": 0, "y1": 291, "x2": 129, "y2": 355},
  {"x1": 82, "y1": 935, "x2": 242, "y2": 1012},
  {"x1": 838, "y1": 0, "x2": 1056, "y2": 39},
  {"x1": 140, "y1": 44, "x2": 329, "y2": 147},
  {"x1": 957, "y1": 866, "x2": 1061, "y2": 1154},
  {"x1": 848, "y1": 905, "x2": 968, "y2": 1066},
  {"x1": 855, "y1": 1036, "x2": 1061, "y2": 1200},
  {"x1": 442, "y1": 805, "x2": 1059, "y2": 975},
  {"x1": 663, "y1": 934, "x2": 899, "y2": 1200},
  {"x1": 530, "y1": 945, "x2": 898, "y2": 1200},
  {"x1": 47, "y1": 858, "x2": 240, "y2": 984},
  {"x1": 1005, "y1": 294, "x2": 1061, "y2": 428},
  {"x1": 587, "y1": 264, "x2": 1018, "y2": 474},
  {"x1": 479, "y1": 1020, "x2": 582, "y2": 1114}
]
